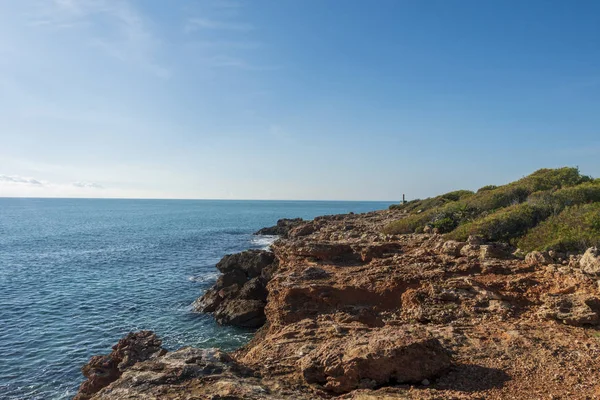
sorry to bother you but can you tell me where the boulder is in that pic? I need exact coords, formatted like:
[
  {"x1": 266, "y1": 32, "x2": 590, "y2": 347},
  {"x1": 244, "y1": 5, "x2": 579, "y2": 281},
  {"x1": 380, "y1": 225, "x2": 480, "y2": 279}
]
[
  {"x1": 193, "y1": 287, "x2": 222, "y2": 313},
  {"x1": 580, "y1": 247, "x2": 600, "y2": 276},
  {"x1": 480, "y1": 243, "x2": 513, "y2": 260},
  {"x1": 539, "y1": 294, "x2": 600, "y2": 326},
  {"x1": 441, "y1": 240, "x2": 466, "y2": 257},
  {"x1": 215, "y1": 299, "x2": 266, "y2": 328},
  {"x1": 216, "y1": 250, "x2": 277, "y2": 278},
  {"x1": 195, "y1": 249, "x2": 277, "y2": 328},
  {"x1": 299, "y1": 327, "x2": 451, "y2": 393},
  {"x1": 525, "y1": 251, "x2": 553, "y2": 266},
  {"x1": 467, "y1": 235, "x2": 484, "y2": 246},
  {"x1": 288, "y1": 222, "x2": 318, "y2": 238},
  {"x1": 74, "y1": 331, "x2": 166, "y2": 400}
]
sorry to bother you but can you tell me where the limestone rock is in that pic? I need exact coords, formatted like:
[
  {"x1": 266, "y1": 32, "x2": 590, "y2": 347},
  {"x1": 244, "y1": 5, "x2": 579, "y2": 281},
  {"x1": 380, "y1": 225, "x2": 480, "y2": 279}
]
[
  {"x1": 480, "y1": 243, "x2": 513, "y2": 260},
  {"x1": 580, "y1": 247, "x2": 600, "y2": 276},
  {"x1": 91, "y1": 346, "x2": 310, "y2": 399},
  {"x1": 299, "y1": 327, "x2": 451, "y2": 394},
  {"x1": 539, "y1": 294, "x2": 600, "y2": 326},
  {"x1": 441, "y1": 240, "x2": 466, "y2": 257},
  {"x1": 74, "y1": 331, "x2": 165, "y2": 400},
  {"x1": 526, "y1": 251, "x2": 553, "y2": 266}
]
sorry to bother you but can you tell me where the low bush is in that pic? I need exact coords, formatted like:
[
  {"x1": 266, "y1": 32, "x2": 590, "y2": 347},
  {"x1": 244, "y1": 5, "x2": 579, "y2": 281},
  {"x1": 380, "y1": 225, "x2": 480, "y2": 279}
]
[
  {"x1": 383, "y1": 167, "x2": 598, "y2": 249},
  {"x1": 517, "y1": 203, "x2": 600, "y2": 252},
  {"x1": 389, "y1": 190, "x2": 473, "y2": 213},
  {"x1": 477, "y1": 185, "x2": 497, "y2": 193},
  {"x1": 446, "y1": 203, "x2": 551, "y2": 242}
]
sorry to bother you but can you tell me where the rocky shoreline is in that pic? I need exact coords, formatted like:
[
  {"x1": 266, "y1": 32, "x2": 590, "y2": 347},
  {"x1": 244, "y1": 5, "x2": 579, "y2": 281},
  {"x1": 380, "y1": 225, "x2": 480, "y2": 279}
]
[{"x1": 75, "y1": 210, "x2": 600, "y2": 399}]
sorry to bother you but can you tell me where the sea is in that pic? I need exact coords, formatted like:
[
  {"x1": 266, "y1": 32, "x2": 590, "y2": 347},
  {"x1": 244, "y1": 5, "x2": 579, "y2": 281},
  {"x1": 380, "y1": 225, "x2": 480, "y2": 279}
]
[{"x1": 0, "y1": 198, "x2": 393, "y2": 399}]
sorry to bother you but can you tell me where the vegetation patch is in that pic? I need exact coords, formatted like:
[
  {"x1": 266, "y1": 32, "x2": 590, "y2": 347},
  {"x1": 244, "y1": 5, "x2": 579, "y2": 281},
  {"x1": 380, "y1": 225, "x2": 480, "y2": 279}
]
[
  {"x1": 385, "y1": 167, "x2": 600, "y2": 252},
  {"x1": 517, "y1": 203, "x2": 600, "y2": 252}
]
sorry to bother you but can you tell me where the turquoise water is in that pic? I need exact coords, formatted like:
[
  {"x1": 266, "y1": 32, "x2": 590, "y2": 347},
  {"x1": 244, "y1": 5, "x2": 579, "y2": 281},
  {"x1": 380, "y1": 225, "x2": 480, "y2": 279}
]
[{"x1": 0, "y1": 198, "x2": 393, "y2": 399}]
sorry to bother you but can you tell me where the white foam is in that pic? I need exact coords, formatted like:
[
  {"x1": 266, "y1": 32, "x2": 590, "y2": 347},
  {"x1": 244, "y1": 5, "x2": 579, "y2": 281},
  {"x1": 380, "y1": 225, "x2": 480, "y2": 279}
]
[
  {"x1": 188, "y1": 271, "x2": 219, "y2": 283},
  {"x1": 250, "y1": 235, "x2": 278, "y2": 250}
]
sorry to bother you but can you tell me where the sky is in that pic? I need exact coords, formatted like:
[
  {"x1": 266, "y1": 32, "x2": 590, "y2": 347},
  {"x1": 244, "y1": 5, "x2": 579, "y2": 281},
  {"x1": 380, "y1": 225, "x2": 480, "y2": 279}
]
[{"x1": 0, "y1": 0, "x2": 599, "y2": 201}]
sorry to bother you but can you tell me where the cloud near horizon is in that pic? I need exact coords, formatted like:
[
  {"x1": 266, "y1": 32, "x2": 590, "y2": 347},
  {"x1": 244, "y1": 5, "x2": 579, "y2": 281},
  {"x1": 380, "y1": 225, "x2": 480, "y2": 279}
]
[
  {"x1": 0, "y1": 174, "x2": 44, "y2": 185},
  {"x1": 0, "y1": 174, "x2": 106, "y2": 197}
]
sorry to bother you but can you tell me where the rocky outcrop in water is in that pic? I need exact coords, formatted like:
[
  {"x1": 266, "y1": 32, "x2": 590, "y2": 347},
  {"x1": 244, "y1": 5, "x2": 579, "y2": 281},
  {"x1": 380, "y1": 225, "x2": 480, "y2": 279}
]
[
  {"x1": 253, "y1": 218, "x2": 304, "y2": 237},
  {"x1": 193, "y1": 249, "x2": 278, "y2": 328},
  {"x1": 77, "y1": 210, "x2": 600, "y2": 399},
  {"x1": 74, "y1": 331, "x2": 166, "y2": 400}
]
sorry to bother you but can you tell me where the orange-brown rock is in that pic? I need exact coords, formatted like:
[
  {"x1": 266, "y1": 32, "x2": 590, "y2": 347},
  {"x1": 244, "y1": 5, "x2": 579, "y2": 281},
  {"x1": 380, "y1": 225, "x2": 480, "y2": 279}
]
[
  {"x1": 74, "y1": 331, "x2": 165, "y2": 400},
  {"x1": 76, "y1": 209, "x2": 600, "y2": 399}
]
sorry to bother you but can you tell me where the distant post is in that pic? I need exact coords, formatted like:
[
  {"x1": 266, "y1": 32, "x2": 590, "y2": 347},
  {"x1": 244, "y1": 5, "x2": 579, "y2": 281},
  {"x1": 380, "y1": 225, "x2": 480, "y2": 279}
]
[{"x1": 402, "y1": 194, "x2": 406, "y2": 204}]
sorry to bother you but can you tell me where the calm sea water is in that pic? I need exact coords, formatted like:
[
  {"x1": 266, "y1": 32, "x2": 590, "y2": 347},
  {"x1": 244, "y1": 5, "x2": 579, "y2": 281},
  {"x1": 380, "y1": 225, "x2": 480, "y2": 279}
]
[{"x1": 0, "y1": 198, "x2": 392, "y2": 400}]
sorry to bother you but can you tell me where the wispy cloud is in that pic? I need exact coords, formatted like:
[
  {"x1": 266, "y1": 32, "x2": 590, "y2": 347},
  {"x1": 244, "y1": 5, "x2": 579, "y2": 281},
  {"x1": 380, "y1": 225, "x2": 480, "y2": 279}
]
[
  {"x1": 72, "y1": 181, "x2": 103, "y2": 189},
  {"x1": 0, "y1": 174, "x2": 43, "y2": 185},
  {"x1": 29, "y1": 0, "x2": 169, "y2": 78}
]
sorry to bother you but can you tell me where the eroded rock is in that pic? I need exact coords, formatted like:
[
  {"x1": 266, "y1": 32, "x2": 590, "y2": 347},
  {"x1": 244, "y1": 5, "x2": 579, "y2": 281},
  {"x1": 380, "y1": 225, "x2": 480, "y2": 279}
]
[
  {"x1": 194, "y1": 249, "x2": 277, "y2": 328},
  {"x1": 299, "y1": 327, "x2": 451, "y2": 393},
  {"x1": 539, "y1": 293, "x2": 600, "y2": 326},
  {"x1": 580, "y1": 247, "x2": 600, "y2": 276},
  {"x1": 74, "y1": 331, "x2": 166, "y2": 400},
  {"x1": 254, "y1": 218, "x2": 304, "y2": 237},
  {"x1": 526, "y1": 251, "x2": 553, "y2": 266}
]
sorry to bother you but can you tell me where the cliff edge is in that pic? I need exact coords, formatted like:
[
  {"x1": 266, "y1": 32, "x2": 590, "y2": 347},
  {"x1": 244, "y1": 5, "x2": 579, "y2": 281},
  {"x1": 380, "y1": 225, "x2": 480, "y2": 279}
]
[{"x1": 76, "y1": 186, "x2": 600, "y2": 399}]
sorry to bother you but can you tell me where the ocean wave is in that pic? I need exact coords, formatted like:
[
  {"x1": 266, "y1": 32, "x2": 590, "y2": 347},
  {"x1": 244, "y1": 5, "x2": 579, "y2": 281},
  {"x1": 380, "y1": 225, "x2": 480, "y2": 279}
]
[
  {"x1": 250, "y1": 235, "x2": 278, "y2": 250},
  {"x1": 188, "y1": 271, "x2": 219, "y2": 283}
]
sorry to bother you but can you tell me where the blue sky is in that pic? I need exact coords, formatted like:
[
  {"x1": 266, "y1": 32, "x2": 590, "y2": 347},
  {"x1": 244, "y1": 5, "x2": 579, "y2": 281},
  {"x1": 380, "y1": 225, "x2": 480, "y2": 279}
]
[{"x1": 0, "y1": 0, "x2": 598, "y2": 200}]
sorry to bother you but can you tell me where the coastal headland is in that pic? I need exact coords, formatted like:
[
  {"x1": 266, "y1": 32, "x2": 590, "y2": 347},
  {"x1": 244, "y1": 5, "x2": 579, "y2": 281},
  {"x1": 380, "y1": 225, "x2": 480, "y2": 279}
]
[{"x1": 75, "y1": 168, "x2": 600, "y2": 399}]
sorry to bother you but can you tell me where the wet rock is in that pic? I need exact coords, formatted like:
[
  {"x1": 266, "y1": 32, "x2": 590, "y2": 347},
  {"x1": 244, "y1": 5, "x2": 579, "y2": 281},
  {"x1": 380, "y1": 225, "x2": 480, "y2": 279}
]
[
  {"x1": 195, "y1": 250, "x2": 277, "y2": 328},
  {"x1": 254, "y1": 218, "x2": 304, "y2": 237},
  {"x1": 299, "y1": 327, "x2": 451, "y2": 394},
  {"x1": 74, "y1": 331, "x2": 166, "y2": 400},
  {"x1": 193, "y1": 287, "x2": 222, "y2": 313},
  {"x1": 215, "y1": 299, "x2": 266, "y2": 328},
  {"x1": 218, "y1": 269, "x2": 247, "y2": 287},
  {"x1": 580, "y1": 247, "x2": 600, "y2": 276},
  {"x1": 216, "y1": 250, "x2": 277, "y2": 278}
]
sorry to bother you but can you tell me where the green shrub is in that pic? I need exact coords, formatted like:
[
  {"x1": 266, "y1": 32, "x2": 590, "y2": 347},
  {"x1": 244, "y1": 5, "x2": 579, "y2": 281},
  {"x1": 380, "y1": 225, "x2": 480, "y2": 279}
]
[
  {"x1": 517, "y1": 203, "x2": 600, "y2": 252},
  {"x1": 388, "y1": 190, "x2": 473, "y2": 213},
  {"x1": 477, "y1": 185, "x2": 498, "y2": 193},
  {"x1": 446, "y1": 203, "x2": 551, "y2": 242},
  {"x1": 383, "y1": 167, "x2": 595, "y2": 237}
]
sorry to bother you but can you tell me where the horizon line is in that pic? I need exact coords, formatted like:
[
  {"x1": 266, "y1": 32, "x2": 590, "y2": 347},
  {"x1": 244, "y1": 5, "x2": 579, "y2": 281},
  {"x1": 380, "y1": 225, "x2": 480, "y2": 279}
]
[{"x1": 0, "y1": 196, "x2": 400, "y2": 203}]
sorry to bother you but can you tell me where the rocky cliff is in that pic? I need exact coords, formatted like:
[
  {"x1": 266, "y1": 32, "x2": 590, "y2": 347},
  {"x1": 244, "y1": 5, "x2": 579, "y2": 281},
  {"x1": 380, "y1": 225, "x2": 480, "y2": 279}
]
[{"x1": 75, "y1": 209, "x2": 600, "y2": 399}]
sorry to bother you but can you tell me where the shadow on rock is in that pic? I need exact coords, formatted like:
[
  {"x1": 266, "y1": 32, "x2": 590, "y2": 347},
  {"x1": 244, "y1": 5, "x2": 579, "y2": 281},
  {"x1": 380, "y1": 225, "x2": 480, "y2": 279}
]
[{"x1": 435, "y1": 364, "x2": 511, "y2": 392}]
